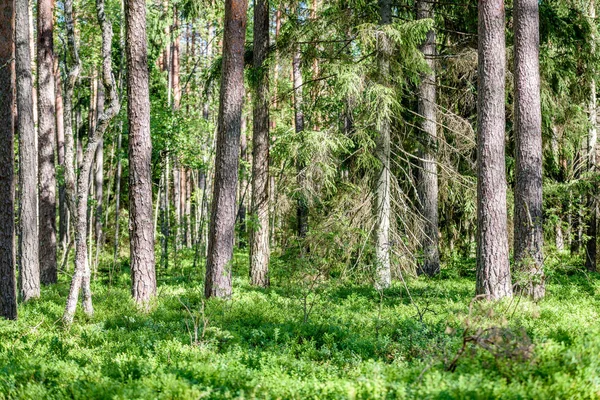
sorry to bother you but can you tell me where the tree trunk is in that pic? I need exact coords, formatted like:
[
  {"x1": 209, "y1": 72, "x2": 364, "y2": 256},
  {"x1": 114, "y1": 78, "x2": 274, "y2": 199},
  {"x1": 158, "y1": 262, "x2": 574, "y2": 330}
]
[
  {"x1": 416, "y1": 0, "x2": 440, "y2": 277},
  {"x1": 237, "y1": 119, "x2": 247, "y2": 248},
  {"x1": 94, "y1": 83, "x2": 105, "y2": 268},
  {"x1": 476, "y1": 0, "x2": 513, "y2": 300},
  {"x1": 125, "y1": 0, "x2": 157, "y2": 305},
  {"x1": 374, "y1": 0, "x2": 392, "y2": 290},
  {"x1": 55, "y1": 59, "x2": 68, "y2": 251},
  {"x1": 586, "y1": 0, "x2": 597, "y2": 272},
  {"x1": 249, "y1": 0, "x2": 270, "y2": 287},
  {"x1": 16, "y1": 0, "x2": 40, "y2": 301},
  {"x1": 293, "y1": 46, "x2": 309, "y2": 240},
  {"x1": 513, "y1": 0, "x2": 545, "y2": 298},
  {"x1": 38, "y1": 0, "x2": 58, "y2": 284},
  {"x1": 205, "y1": 0, "x2": 248, "y2": 299},
  {"x1": 0, "y1": 0, "x2": 17, "y2": 320}
]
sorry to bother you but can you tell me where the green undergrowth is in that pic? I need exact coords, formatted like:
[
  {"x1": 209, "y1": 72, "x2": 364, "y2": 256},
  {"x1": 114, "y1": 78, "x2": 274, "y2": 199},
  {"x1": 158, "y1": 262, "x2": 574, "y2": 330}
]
[{"x1": 0, "y1": 249, "x2": 599, "y2": 399}]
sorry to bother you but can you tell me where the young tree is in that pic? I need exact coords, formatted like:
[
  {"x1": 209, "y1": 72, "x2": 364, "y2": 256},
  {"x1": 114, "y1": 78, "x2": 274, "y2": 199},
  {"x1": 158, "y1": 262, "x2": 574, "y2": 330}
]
[
  {"x1": 586, "y1": 0, "x2": 597, "y2": 273},
  {"x1": 249, "y1": 0, "x2": 270, "y2": 287},
  {"x1": 416, "y1": 0, "x2": 440, "y2": 277},
  {"x1": 476, "y1": 0, "x2": 512, "y2": 299},
  {"x1": 37, "y1": 0, "x2": 58, "y2": 284},
  {"x1": 16, "y1": 0, "x2": 40, "y2": 301},
  {"x1": 0, "y1": 0, "x2": 17, "y2": 320},
  {"x1": 205, "y1": 0, "x2": 248, "y2": 298},
  {"x1": 292, "y1": 46, "x2": 308, "y2": 240},
  {"x1": 125, "y1": 0, "x2": 157, "y2": 304},
  {"x1": 513, "y1": 0, "x2": 545, "y2": 298},
  {"x1": 63, "y1": 0, "x2": 120, "y2": 323},
  {"x1": 374, "y1": 0, "x2": 392, "y2": 289}
]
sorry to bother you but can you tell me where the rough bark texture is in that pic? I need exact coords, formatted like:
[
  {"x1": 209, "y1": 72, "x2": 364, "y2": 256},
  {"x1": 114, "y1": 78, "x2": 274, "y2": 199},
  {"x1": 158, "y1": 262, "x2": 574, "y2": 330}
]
[
  {"x1": 476, "y1": 0, "x2": 513, "y2": 300},
  {"x1": 416, "y1": 0, "x2": 440, "y2": 277},
  {"x1": 0, "y1": 0, "x2": 17, "y2": 320},
  {"x1": 249, "y1": 0, "x2": 270, "y2": 287},
  {"x1": 205, "y1": 0, "x2": 248, "y2": 299},
  {"x1": 16, "y1": 0, "x2": 41, "y2": 301},
  {"x1": 55, "y1": 59, "x2": 68, "y2": 250},
  {"x1": 513, "y1": 0, "x2": 545, "y2": 298},
  {"x1": 586, "y1": 0, "x2": 597, "y2": 273},
  {"x1": 292, "y1": 47, "x2": 308, "y2": 240},
  {"x1": 38, "y1": 0, "x2": 58, "y2": 284},
  {"x1": 374, "y1": 0, "x2": 392, "y2": 290},
  {"x1": 126, "y1": 0, "x2": 157, "y2": 304}
]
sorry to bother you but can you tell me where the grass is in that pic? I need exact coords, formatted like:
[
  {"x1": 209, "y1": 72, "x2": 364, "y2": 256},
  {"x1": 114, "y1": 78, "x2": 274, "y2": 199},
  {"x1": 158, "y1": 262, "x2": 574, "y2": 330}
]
[{"x1": 0, "y1": 249, "x2": 599, "y2": 399}]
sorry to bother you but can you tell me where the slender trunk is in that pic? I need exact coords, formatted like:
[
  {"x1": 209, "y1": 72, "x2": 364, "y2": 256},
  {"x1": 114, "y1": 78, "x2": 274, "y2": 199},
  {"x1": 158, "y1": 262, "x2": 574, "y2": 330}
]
[
  {"x1": 185, "y1": 168, "x2": 192, "y2": 247},
  {"x1": 250, "y1": 0, "x2": 270, "y2": 287},
  {"x1": 55, "y1": 59, "x2": 68, "y2": 251},
  {"x1": 160, "y1": 156, "x2": 170, "y2": 268},
  {"x1": 374, "y1": 0, "x2": 392, "y2": 290},
  {"x1": 416, "y1": 0, "x2": 440, "y2": 277},
  {"x1": 0, "y1": 0, "x2": 17, "y2": 320},
  {"x1": 173, "y1": 160, "x2": 181, "y2": 250},
  {"x1": 237, "y1": 119, "x2": 247, "y2": 248},
  {"x1": 38, "y1": 0, "x2": 58, "y2": 284},
  {"x1": 126, "y1": 0, "x2": 156, "y2": 305},
  {"x1": 16, "y1": 0, "x2": 40, "y2": 301},
  {"x1": 293, "y1": 46, "x2": 308, "y2": 240},
  {"x1": 94, "y1": 84, "x2": 105, "y2": 264},
  {"x1": 586, "y1": 0, "x2": 597, "y2": 272},
  {"x1": 476, "y1": 0, "x2": 512, "y2": 300},
  {"x1": 113, "y1": 125, "x2": 122, "y2": 265},
  {"x1": 205, "y1": 0, "x2": 248, "y2": 299}
]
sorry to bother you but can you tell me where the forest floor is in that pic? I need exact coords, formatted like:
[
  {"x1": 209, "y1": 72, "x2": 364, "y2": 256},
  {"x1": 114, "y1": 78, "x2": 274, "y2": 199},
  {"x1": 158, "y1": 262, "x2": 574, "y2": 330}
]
[{"x1": 0, "y1": 250, "x2": 599, "y2": 399}]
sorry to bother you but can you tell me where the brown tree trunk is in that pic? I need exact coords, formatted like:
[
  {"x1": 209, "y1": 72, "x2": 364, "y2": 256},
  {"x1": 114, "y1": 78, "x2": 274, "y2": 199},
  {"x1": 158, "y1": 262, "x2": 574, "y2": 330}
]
[
  {"x1": 586, "y1": 0, "x2": 597, "y2": 273},
  {"x1": 293, "y1": 46, "x2": 308, "y2": 240},
  {"x1": 38, "y1": 0, "x2": 58, "y2": 284},
  {"x1": 0, "y1": 0, "x2": 17, "y2": 320},
  {"x1": 249, "y1": 0, "x2": 270, "y2": 287},
  {"x1": 125, "y1": 0, "x2": 157, "y2": 305},
  {"x1": 205, "y1": 0, "x2": 248, "y2": 299},
  {"x1": 416, "y1": 0, "x2": 440, "y2": 277},
  {"x1": 374, "y1": 0, "x2": 392, "y2": 290},
  {"x1": 55, "y1": 59, "x2": 68, "y2": 251},
  {"x1": 16, "y1": 0, "x2": 40, "y2": 301},
  {"x1": 514, "y1": 0, "x2": 544, "y2": 298},
  {"x1": 476, "y1": 0, "x2": 513, "y2": 300}
]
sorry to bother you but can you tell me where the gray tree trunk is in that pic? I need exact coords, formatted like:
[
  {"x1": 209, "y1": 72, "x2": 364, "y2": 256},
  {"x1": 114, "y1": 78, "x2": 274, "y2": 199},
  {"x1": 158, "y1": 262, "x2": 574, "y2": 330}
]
[
  {"x1": 249, "y1": 0, "x2": 270, "y2": 287},
  {"x1": 513, "y1": 0, "x2": 545, "y2": 298},
  {"x1": 205, "y1": 0, "x2": 248, "y2": 298},
  {"x1": 125, "y1": 0, "x2": 157, "y2": 304},
  {"x1": 55, "y1": 59, "x2": 68, "y2": 251},
  {"x1": 16, "y1": 0, "x2": 40, "y2": 301},
  {"x1": 416, "y1": 0, "x2": 440, "y2": 277},
  {"x1": 38, "y1": 0, "x2": 58, "y2": 284},
  {"x1": 292, "y1": 46, "x2": 308, "y2": 240},
  {"x1": 476, "y1": 0, "x2": 513, "y2": 300},
  {"x1": 586, "y1": 0, "x2": 597, "y2": 272},
  {"x1": 0, "y1": 0, "x2": 17, "y2": 320},
  {"x1": 374, "y1": 0, "x2": 392, "y2": 290}
]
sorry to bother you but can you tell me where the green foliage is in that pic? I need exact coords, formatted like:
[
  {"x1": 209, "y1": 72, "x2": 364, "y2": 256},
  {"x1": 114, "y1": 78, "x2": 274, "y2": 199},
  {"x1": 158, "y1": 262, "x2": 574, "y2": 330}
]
[{"x1": 2, "y1": 253, "x2": 600, "y2": 399}]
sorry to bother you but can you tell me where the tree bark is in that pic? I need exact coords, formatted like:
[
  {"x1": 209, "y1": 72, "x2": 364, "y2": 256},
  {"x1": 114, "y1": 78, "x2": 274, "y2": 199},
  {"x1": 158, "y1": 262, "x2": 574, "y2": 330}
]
[
  {"x1": 416, "y1": 0, "x2": 440, "y2": 277},
  {"x1": 205, "y1": 0, "x2": 248, "y2": 299},
  {"x1": 476, "y1": 0, "x2": 512, "y2": 300},
  {"x1": 94, "y1": 84, "x2": 105, "y2": 266},
  {"x1": 513, "y1": 0, "x2": 545, "y2": 298},
  {"x1": 38, "y1": 0, "x2": 58, "y2": 284},
  {"x1": 374, "y1": 0, "x2": 392, "y2": 290},
  {"x1": 126, "y1": 0, "x2": 157, "y2": 305},
  {"x1": 55, "y1": 59, "x2": 68, "y2": 251},
  {"x1": 586, "y1": 0, "x2": 597, "y2": 273},
  {"x1": 0, "y1": 0, "x2": 17, "y2": 320},
  {"x1": 250, "y1": 0, "x2": 270, "y2": 287},
  {"x1": 16, "y1": 0, "x2": 40, "y2": 301},
  {"x1": 293, "y1": 46, "x2": 308, "y2": 240}
]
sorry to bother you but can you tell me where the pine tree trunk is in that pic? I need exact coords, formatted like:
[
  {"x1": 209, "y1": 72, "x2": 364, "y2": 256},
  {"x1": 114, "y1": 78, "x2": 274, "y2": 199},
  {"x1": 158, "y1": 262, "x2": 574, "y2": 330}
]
[
  {"x1": 16, "y1": 0, "x2": 40, "y2": 301},
  {"x1": 125, "y1": 0, "x2": 157, "y2": 305},
  {"x1": 292, "y1": 46, "x2": 308, "y2": 240},
  {"x1": 586, "y1": 0, "x2": 597, "y2": 272},
  {"x1": 55, "y1": 59, "x2": 68, "y2": 251},
  {"x1": 0, "y1": 0, "x2": 17, "y2": 320},
  {"x1": 374, "y1": 0, "x2": 392, "y2": 290},
  {"x1": 513, "y1": 0, "x2": 545, "y2": 298},
  {"x1": 416, "y1": 0, "x2": 440, "y2": 277},
  {"x1": 38, "y1": 0, "x2": 58, "y2": 284},
  {"x1": 249, "y1": 0, "x2": 270, "y2": 287},
  {"x1": 205, "y1": 0, "x2": 248, "y2": 298},
  {"x1": 476, "y1": 0, "x2": 513, "y2": 300}
]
